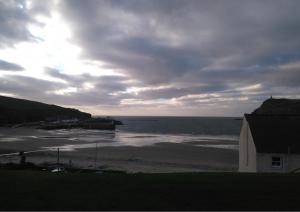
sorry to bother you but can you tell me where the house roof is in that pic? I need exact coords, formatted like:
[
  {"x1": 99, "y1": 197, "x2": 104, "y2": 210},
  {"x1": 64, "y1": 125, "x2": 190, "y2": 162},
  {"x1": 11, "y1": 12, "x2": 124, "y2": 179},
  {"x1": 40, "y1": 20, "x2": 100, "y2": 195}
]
[{"x1": 245, "y1": 114, "x2": 300, "y2": 154}]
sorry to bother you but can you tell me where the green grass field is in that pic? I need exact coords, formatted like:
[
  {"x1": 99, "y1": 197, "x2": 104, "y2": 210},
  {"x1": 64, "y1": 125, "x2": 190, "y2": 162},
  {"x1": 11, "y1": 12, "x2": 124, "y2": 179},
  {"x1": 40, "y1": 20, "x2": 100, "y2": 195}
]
[{"x1": 0, "y1": 170, "x2": 300, "y2": 210}]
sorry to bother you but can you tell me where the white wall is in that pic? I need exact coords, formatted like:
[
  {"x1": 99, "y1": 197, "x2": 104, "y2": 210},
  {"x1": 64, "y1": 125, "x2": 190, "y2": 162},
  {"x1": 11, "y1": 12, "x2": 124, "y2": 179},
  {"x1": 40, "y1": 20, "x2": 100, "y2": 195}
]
[
  {"x1": 239, "y1": 117, "x2": 257, "y2": 172},
  {"x1": 239, "y1": 116, "x2": 300, "y2": 173},
  {"x1": 257, "y1": 153, "x2": 300, "y2": 173}
]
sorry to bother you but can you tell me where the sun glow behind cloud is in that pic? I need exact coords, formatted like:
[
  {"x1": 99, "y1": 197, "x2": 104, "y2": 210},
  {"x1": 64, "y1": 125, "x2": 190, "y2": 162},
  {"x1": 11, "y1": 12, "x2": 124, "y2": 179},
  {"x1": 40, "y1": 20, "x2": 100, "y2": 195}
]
[
  {"x1": 0, "y1": 5, "x2": 120, "y2": 81},
  {"x1": 1, "y1": 0, "x2": 300, "y2": 116}
]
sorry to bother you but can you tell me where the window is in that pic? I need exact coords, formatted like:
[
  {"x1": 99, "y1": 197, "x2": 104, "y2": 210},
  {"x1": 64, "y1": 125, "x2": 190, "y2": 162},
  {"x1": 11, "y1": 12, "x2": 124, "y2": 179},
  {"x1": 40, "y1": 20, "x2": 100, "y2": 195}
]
[{"x1": 272, "y1": 156, "x2": 282, "y2": 168}]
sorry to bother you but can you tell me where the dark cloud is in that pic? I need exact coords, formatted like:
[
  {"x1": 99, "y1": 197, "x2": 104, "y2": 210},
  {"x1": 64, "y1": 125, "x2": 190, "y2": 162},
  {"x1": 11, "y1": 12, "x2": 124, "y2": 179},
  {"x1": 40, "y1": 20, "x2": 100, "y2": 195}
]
[
  {"x1": 0, "y1": 68, "x2": 131, "y2": 106},
  {"x1": 27, "y1": 0, "x2": 54, "y2": 16},
  {"x1": 0, "y1": 0, "x2": 54, "y2": 46},
  {"x1": 2, "y1": 0, "x2": 300, "y2": 115},
  {"x1": 0, "y1": 72, "x2": 130, "y2": 106},
  {"x1": 0, "y1": 0, "x2": 32, "y2": 46},
  {"x1": 45, "y1": 68, "x2": 129, "y2": 93},
  {"x1": 0, "y1": 75, "x2": 63, "y2": 99},
  {"x1": 0, "y1": 59, "x2": 24, "y2": 71},
  {"x1": 58, "y1": 0, "x2": 300, "y2": 90},
  {"x1": 135, "y1": 84, "x2": 229, "y2": 100}
]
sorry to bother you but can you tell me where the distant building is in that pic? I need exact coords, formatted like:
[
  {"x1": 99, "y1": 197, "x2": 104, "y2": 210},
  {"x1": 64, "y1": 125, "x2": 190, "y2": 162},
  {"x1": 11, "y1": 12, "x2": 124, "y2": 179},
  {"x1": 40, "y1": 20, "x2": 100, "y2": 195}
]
[{"x1": 239, "y1": 114, "x2": 300, "y2": 172}]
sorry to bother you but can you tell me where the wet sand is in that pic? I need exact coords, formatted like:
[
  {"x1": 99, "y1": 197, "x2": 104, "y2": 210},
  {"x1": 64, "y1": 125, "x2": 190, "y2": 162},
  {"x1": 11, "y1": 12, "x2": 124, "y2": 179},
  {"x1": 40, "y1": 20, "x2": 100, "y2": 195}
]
[{"x1": 0, "y1": 127, "x2": 238, "y2": 173}]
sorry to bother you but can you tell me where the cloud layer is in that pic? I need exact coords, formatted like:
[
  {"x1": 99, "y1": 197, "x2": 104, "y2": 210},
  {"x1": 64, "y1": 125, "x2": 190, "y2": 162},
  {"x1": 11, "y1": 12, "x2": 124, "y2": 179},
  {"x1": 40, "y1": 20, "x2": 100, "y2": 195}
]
[
  {"x1": 0, "y1": 59, "x2": 24, "y2": 71},
  {"x1": 0, "y1": 0, "x2": 300, "y2": 116}
]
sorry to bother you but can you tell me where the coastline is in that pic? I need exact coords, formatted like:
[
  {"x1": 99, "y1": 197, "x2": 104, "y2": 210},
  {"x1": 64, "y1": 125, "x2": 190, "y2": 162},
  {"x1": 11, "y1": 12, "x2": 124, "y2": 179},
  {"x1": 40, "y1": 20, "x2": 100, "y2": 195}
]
[
  {"x1": 0, "y1": 144, "x2": 238, "y2": 173},
  {"x1": 0, "y1": 128, "x2": 238, "y2": 173}
]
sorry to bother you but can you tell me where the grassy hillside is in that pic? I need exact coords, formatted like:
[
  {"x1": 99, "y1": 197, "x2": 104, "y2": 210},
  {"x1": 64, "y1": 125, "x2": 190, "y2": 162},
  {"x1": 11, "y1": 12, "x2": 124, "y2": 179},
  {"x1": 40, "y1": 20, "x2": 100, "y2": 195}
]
[
  {"x1": 0, "y1": 170, "x2": 300, "y2": 210},
  {"x1": 0, "y1": 95, "x2": 91, "y2": 124}
]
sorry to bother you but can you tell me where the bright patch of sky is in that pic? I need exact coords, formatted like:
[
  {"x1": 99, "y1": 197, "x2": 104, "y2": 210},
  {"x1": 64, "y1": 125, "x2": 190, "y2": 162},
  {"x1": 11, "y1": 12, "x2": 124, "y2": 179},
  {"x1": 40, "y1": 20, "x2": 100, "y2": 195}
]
[
  {"x1": 0, "y1": 4, "x2": 120, "y2": 81},
  {"x1": 1, "y1": 0, "x2": 300, "y2": 116}
]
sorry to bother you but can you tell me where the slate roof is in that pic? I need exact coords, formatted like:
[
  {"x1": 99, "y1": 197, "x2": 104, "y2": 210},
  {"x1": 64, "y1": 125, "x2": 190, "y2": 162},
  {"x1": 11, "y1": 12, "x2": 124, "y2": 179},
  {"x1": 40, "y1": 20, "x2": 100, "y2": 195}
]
[{"x1": 245, "y1": 114, "x2": 300, "y2": 154}]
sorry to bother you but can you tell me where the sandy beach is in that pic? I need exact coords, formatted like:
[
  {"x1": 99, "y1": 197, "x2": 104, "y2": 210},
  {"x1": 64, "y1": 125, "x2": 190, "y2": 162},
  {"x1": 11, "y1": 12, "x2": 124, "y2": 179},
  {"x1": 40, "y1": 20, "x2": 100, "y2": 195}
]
[{"x1": 0, "y1": 127, "x2": 238, "y2": 173}]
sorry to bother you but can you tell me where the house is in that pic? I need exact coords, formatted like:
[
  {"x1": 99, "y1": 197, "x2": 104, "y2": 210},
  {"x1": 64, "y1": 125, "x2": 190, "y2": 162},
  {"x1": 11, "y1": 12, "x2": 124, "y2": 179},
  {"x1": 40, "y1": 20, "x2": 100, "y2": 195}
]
[{"x1": 239, "y1": 114, "x2": 300, "y2": 172}]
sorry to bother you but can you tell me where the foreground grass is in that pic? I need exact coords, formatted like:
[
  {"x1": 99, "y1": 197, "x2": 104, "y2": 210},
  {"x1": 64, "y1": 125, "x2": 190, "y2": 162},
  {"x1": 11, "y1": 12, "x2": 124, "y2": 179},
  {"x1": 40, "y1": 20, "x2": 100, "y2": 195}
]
[{"x1": 0, "y1": 170, "x2": 300, "y2": 210}]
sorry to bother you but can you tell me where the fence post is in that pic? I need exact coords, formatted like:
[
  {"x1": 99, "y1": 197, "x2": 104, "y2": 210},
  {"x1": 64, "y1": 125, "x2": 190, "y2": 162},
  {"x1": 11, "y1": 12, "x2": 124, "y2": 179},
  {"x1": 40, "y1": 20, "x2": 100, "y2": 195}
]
[
  {"x1": 94, "y1": 143, "x2": 97, "y2": 169},
  {"x1": 57, "y1": 148, "x2": 60, "y2": 165}
]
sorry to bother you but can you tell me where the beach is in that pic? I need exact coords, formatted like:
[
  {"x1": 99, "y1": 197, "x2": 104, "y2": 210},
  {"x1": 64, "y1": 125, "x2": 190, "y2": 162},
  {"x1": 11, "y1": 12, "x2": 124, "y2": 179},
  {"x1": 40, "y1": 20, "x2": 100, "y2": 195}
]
[{"x1": 0, "y1": 127, "x2": 238, "y2": 173}]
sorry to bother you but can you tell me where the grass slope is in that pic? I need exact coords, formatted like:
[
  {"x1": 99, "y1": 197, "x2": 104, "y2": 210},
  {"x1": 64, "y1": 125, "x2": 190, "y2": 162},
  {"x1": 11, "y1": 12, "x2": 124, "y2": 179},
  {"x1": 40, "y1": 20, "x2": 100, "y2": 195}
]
[
  {"x1": 253, "y1": 97, "x2": 300, "y2": 115},
  {"x1": 0, "y1": 95, "x2": 91, "y2": 124},
  {"x1": 0, "y1": 170, "x2": 300, "y2": 210}
]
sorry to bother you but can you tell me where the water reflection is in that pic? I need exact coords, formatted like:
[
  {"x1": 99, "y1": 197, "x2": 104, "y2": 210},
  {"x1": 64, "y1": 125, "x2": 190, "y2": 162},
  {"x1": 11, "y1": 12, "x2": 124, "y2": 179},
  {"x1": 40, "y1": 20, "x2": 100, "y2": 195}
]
[{"x1": 0, "y1": 128, "x2": 238, "y2": 152}]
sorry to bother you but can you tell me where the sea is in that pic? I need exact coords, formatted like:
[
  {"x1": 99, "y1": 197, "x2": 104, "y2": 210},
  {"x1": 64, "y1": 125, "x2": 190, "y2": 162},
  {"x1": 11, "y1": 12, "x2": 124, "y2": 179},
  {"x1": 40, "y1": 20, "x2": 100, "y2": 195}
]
[
  {"x1": 116, "y1": 116, "x2": 242, "y2": 148},
  {"x1": 0, "y1": 116, "x2": 242, "y2": 171},
  {"x1": 117, "y1": 116, "x2": 242, "y2": 135},
  {"x1": 40, "y1": 116, "x2": 243, "y2": 150},
  {"x1": 0, "y1": 116, "x2": 243, "y2": 152}
]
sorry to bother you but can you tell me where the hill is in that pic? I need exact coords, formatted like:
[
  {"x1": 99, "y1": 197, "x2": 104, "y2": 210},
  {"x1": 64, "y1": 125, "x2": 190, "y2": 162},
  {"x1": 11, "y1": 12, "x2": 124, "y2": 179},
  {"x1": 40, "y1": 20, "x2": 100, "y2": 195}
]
[
  {"x1": 0, "y1": 95, "x2": 91, "y2": 125},
  {"x1": 252, "y1": 97, "x2": 300, "y2": 115}
]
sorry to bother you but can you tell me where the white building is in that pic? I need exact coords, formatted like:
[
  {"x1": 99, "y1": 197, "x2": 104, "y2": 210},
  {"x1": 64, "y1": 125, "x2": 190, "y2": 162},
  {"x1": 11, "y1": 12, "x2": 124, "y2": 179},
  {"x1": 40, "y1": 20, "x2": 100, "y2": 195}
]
[{"x1": 239, "y1": 114, "x2": 300, "y2": 173}]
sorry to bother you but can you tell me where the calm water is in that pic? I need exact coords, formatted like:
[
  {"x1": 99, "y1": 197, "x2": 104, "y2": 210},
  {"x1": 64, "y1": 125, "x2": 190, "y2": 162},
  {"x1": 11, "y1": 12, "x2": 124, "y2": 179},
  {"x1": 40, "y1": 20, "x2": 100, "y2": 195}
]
[
  {"x1": 0, "y1": 117, "x2": 242, "y2": 170},
  {"x1": 0, "y1": 116, "x2": 243, "y2": 152},
  {"x1": 116, "y1": 116, "x2": 242, "y2": 135}
]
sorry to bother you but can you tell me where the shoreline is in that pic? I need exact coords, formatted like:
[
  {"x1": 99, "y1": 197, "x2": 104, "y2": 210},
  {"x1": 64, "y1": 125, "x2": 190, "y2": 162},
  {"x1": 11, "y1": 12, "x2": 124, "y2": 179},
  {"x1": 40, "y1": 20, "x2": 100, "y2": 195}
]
[
  {"x1": 0, "y1": 127, "x2": 238, "y2": 173},
  {"x1": 0, "y1": 142, "x2": 238, "y2": 173}
]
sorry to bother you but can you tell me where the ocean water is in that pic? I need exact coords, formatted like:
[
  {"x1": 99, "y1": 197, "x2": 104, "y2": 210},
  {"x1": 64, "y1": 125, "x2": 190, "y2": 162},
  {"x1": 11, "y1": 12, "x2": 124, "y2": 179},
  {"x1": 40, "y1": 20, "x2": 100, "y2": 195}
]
[
  {"x1": 0, "y1": 116, "x2": 243, "y2": 152},
  {"x1": 116, "y1": 116, "x2": 242, "y2": 135},
  {"x1": 39, "y1": 116, "x2": 243, "y2": 151},
  {"x1": 0, "y1": 117, "x2": 242, "y2": 171}
]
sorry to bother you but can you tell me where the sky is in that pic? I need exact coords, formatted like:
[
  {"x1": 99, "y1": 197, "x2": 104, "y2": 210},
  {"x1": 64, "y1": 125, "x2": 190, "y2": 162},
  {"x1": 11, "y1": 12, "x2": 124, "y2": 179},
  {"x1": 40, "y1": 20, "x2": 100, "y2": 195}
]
[{"x1": 0, "y1": 0, "x2": 300, "y2": 117}]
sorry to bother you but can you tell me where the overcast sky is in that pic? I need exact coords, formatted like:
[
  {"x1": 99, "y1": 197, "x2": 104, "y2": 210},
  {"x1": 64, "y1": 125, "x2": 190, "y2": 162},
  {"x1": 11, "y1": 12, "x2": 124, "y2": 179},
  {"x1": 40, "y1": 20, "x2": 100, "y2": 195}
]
[{"x1": 0, "y1": 0, "x2": 300, "y2": 116}]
